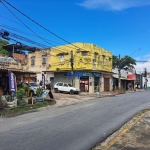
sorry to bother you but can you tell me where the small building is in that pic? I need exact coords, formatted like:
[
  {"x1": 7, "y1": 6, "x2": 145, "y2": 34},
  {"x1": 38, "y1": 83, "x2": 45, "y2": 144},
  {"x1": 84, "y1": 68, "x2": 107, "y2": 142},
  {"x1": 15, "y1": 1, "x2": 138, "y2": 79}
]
[
  {"x1": 27, "y1": 49, "x2": 54, "y2": 84},
  {"x1": 0, "y1": 56, "x2": 36, "y2": 94}
]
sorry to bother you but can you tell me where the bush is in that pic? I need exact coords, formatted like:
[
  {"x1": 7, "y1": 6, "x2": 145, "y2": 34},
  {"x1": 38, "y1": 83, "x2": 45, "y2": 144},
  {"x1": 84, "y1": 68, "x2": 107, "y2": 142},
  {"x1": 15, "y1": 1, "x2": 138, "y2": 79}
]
[{"x1": 36, "y1": 87, "x2": 43, "y2": 97}]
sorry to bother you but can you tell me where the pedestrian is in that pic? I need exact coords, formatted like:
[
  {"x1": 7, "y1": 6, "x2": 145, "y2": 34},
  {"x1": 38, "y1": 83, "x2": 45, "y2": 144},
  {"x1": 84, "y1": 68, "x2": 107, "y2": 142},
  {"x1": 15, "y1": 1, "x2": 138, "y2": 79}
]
[
  {"x1": 40, "y1": 80, "x2": 42, "y2": 86},
  {"x1": 46, "y1": 82, "x2": 54, "y2": 99},
  {"x1": 134, "y1": 84, "x2": 137, "y2": 91}
]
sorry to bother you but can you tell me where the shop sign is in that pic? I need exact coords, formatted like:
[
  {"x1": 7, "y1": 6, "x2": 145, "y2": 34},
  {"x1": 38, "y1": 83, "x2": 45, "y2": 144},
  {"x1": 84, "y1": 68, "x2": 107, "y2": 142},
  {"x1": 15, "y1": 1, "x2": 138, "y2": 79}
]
[
  {"x1": 103, "y1": 74, "x2": 111, "y2": 78},
  {"x1": 67, "y1": 71, "x2": 83, "y2": 79},
  {"x1": 127, "y1": 74, "x2": 136, "y2": 80},
  {"x1": 83, "y1": 72, "x2": 92, "y2": 76},
  {"x1": 93, "y1": 73, "x2": 101, "y2": 77}
]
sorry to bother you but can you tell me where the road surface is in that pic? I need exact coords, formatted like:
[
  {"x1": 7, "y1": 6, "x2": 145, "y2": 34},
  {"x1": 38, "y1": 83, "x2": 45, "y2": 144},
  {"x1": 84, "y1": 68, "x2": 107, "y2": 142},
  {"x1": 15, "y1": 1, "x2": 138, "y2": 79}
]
[{"x1": 0, "y1": 91, "x2": 150, "y2": 150}]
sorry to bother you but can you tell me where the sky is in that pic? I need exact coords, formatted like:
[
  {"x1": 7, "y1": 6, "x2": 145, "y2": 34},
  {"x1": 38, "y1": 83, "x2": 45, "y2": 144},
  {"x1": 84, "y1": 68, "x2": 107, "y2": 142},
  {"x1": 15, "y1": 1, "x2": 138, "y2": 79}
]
[{"x1": 0, "y1": 0, "x2": 150, "y2": 72}]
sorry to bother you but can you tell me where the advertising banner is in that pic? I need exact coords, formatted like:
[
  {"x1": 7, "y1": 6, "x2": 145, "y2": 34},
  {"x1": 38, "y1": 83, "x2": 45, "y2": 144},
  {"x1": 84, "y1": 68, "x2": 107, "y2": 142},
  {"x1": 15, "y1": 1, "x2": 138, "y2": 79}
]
[
  {"x1": 42, "y1": 73, "x2": 45, "y2": 89},
  {"x1": 8, "y1": 71, "x2": 16, "y2": 92}
]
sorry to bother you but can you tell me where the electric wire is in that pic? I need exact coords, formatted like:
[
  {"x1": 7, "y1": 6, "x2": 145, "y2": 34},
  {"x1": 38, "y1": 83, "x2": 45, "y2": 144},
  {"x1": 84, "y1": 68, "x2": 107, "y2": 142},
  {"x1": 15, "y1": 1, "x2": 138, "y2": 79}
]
[
  {"x1": 2, "y1": 0, "x2": 110, "y2": 55},
  {"x1": 1, "y1": 1, "x2": 115, "y2": 68},
  {"x1": 0, "y1": 22, "x2": 110, "y2": 57}
]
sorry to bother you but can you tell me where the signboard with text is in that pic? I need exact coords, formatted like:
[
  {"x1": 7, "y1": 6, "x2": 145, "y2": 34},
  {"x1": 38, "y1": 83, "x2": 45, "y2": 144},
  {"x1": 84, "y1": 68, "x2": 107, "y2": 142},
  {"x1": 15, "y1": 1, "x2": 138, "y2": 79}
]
[{"x1": 8, "y1": 71, "x2": 16, "y2": 92}]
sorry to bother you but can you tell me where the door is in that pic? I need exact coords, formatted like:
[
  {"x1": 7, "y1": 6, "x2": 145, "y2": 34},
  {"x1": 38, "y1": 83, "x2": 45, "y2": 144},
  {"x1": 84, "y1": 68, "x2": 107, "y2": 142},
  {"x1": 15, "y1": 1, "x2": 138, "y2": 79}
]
[
  {"x1": 50, "y1": 77, "x2": 54, "y2": 89},
  {"x1": 104, "y1": 78, "x2": 110, "y2": 91},
  {"x1": 80, "y1": 83, "x2": 85, "y2": 92}
]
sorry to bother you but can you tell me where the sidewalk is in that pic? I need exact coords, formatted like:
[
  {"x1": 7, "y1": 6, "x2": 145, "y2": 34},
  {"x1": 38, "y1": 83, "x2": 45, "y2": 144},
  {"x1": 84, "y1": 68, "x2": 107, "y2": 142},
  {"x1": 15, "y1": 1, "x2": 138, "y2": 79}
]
[
  {"x1": 93, "y1": 110, "x2": 150, "y2": 150},
  {"x1": 46, "y1": 91, "x2": 115, "y2": 107},
  {"x1": 47, "y1": 89, "x2": 143, "y2": 107}
]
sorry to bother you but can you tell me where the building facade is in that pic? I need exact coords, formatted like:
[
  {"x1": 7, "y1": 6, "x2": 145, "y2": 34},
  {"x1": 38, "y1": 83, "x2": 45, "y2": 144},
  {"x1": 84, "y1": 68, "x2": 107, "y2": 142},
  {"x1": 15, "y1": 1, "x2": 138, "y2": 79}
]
[
  {"x1": 0, "y1": 56, "x2": 36, "y2": 94},
  {"x1": 27, "y1": 49, "x2": 54, "y2": 84},
  {"x1": 49, "y1": 43, "x2": 113, "y2": 93}
]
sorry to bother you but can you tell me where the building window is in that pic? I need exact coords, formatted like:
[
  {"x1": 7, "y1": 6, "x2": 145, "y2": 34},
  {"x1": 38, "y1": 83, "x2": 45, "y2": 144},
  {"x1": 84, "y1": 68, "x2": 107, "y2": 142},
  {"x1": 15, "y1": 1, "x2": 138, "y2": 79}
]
[
  {"x1": 102, "y1": 56, "x2": 105, "y2": 64},
  {"x1": 60, "y1": 55, "x2": 64, "y2": 62},
  {"x1": 82, "y1": 51, "x2": 88, "y2": 56},
  {"x1": 42, "y1": 56, "x2": 47, "y2": 65},
  {"x1": 94, "y1": 53, "x2": 97, "y2": 62},
  {"x1": 31, "y1": 57, "x2": 35, "y2": 66},
  {"x1": 109, "y1": 58, "x2": 112, "y2": 62}
]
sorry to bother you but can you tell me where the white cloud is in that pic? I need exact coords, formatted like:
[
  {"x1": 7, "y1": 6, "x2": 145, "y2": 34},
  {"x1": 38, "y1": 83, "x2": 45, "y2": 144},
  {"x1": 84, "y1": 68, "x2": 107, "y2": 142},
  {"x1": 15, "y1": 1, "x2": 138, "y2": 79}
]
[
  {"x1": 134, "y1": 53, "x2": 150, "y2": 73},
  {"x1": 134, "y1": 62, "x2": 150, "y2": 73},
  {"x1": 78, "y1": 0, "x2": 150, "y2": 10}
]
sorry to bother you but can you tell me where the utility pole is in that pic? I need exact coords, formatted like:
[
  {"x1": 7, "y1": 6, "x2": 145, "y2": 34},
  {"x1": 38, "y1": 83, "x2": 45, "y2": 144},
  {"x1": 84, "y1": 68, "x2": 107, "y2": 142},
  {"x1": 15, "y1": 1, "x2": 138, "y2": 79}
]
[
  {"x1": 118, "y1": 54, "x2": 121, "y2": 89},
  {"x1": 144, "y1": 68, "x2": 147, "y2": 90},
  {"x1": 70, "y1": 50, "x2": 74, "y2": 86}
]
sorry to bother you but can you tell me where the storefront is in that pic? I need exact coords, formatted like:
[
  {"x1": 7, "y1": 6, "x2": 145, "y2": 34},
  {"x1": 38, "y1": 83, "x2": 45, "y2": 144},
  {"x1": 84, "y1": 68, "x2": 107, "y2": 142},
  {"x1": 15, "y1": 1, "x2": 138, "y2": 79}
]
[
  {"x1": 103, "y1": 74, "x2": 111, "y2": 91},
  {"x1": 0, "y1": 68, "x2": 36, "y2": 94},
  {"x1": 79, "y1": 72, "x2": 101, "y2": 92},
  {"x1": 126, "y1": 74, "x2": 136, "y2": 90},
  {"x1": 80, "y1": 77, "x2": 89, "y2": 92}
]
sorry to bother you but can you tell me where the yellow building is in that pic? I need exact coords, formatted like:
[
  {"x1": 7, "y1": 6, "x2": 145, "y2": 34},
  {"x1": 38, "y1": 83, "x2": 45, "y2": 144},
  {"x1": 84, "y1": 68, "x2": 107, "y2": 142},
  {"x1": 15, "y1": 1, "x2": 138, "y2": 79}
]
[
  {"x1": 49, "y1": 43, "x2": 113, "y2": 93},
  {"x1": 50, "y1": 43, "x2": 112, "y2": 72}
]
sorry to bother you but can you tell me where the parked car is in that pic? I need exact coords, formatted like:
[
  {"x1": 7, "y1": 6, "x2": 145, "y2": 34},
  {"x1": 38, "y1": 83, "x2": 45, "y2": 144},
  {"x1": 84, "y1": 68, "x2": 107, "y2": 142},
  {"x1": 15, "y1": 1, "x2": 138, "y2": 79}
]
[
  {"x1": 54, "y1": 82, "x2": 80, "y2": 94},
  {"x1": 23, "y1": 82, "x2": 41, "y2": 96}
]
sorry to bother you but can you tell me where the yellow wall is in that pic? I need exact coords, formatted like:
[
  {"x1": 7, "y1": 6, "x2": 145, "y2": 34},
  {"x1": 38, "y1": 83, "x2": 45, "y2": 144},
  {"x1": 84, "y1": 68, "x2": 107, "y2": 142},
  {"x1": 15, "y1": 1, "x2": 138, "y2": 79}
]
[{"x1": 50, "y1": 43, "x2": 112, "y2": 72}]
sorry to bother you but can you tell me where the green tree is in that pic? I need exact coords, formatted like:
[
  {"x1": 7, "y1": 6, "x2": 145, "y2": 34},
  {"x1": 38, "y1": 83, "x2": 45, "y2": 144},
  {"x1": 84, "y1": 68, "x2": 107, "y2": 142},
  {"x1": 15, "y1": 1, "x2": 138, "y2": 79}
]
[
  {"x1": 113, "y1": 55, "x2": 136, "y2": 69},
  {"x1": 0, "y1": 39, "x2": 9, "y2": 56}
]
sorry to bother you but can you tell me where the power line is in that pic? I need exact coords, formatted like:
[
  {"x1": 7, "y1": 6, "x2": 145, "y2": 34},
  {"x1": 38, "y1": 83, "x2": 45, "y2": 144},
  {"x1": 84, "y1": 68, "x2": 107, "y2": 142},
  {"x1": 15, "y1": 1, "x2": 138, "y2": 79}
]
[
  {"x1": 2, "y1": 0, "x2": 110, "y2": 55},
  {"x1": 1, "y1": 0, "x2": 113, "y2": 62},
  {"x1": 0, "y1": 14, "x2": 22, "y2": 25},
  {"x1": 0, "y1": 22, "x2": 112, "y2": 58}
]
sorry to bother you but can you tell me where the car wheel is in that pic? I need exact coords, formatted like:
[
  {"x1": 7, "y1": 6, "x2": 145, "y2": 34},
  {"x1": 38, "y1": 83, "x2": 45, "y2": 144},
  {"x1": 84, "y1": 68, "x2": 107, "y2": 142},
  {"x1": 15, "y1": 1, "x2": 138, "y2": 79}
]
[
  {"x1": 70, "y1": 90, "x2": 74, "y2": 95},
  {"x1": 30, "y1": 91, "x2": 34, "y2": 96},
  {"x1": 54, "y1": 88, "x2": 58, "y2": 93}
]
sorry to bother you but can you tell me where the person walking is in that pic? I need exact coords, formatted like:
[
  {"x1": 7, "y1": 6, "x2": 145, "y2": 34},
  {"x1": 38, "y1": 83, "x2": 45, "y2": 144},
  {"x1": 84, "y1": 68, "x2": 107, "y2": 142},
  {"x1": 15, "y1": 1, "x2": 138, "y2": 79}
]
[{"x1": 46, "y1": 82, "x2": 54, "y2": 99}]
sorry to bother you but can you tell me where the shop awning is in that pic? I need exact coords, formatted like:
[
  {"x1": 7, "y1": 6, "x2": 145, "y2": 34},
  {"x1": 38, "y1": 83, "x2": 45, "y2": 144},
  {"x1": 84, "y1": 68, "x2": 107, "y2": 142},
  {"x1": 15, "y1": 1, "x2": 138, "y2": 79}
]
[
  {"x1": 113, "y1": 75, "x2": 136, "y2": 80},
  {"x1": 0, "y1": 68, "x2": 37, "y2": 74}
]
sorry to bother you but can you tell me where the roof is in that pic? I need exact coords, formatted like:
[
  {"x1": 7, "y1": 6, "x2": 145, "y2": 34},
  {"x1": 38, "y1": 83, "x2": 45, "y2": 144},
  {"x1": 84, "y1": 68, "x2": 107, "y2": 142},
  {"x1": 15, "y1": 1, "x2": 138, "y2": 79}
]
[
  {"x1": 3, "y1": 44, "x2": 38, "y2": 52},
  {"x1": 0, "y1": 68, "x2": 37, "y2": 74}
]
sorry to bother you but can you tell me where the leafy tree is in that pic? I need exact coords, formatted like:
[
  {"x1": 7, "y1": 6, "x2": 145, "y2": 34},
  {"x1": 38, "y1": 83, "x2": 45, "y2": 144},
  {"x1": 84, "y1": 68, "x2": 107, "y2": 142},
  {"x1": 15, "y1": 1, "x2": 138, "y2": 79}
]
[
  {"x1": 0, "y1": 39, "x2": 9, "y2": 56},
  {"x1": 113, "y1": 55, "x2": 136, "y2": 69}
]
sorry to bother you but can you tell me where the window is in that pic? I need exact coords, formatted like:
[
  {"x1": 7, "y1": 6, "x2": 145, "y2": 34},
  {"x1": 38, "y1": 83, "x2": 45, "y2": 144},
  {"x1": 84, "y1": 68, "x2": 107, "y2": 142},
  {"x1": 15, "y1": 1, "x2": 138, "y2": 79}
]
[
  {"x1": 102, "y1": 56, "x2": 104, "y2": 64},
  {"x1": 58, "y1": 83, "x2": 63, "y2": 86},
  {"x1": 109, "y1": 58, "x2": 112, "y2": 62},
  {"x1": 82, "y1": 51, "x2": 88, "y2": 56},
  {"x1": 60, "y1": 55, "x2": 64, "y2": 62},
  {"x1": 31, "y1": 57, "x2": 35, "y2": 66},
  {"x1": 94, "y1": 53, "x2": 97, "y2": 63},
  {"x1": 64, "y1": 83, "x2": 68, "y2": 87},
  {"x1": 42, "y1": 56, "x2": 47, "y2": 65}
]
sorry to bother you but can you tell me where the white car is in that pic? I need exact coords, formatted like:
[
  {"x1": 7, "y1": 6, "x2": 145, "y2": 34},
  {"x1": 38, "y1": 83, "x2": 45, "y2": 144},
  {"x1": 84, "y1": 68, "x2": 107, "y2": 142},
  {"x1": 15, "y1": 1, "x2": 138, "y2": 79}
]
[
  {"x1": 23, "y1": 82, "x2": 42, "y2": 96},
  {"x1": 54, "y1": 82, "x2": 80, "y2": 94}
]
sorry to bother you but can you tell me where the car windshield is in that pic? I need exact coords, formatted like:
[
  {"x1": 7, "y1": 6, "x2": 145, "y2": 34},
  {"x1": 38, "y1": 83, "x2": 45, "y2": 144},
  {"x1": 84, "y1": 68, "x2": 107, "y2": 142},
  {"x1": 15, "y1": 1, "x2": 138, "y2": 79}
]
[
  {"x1": 30, "y1": 82, "x2": 37, "y2": 87},
  {"x1": 68, "y1": 84, "x2": 72, "y2": 87}
]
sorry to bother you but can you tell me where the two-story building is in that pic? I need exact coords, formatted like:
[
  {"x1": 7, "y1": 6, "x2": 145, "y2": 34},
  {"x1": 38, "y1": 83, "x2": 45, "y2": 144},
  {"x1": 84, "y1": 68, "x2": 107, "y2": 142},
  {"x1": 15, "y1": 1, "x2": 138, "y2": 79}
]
[
  {"x1": 27, "y1": 49, "x2": 54, "y2": 84},
  {"x1": 48, "y1": 42, "x2": 113, "y2": 93}
]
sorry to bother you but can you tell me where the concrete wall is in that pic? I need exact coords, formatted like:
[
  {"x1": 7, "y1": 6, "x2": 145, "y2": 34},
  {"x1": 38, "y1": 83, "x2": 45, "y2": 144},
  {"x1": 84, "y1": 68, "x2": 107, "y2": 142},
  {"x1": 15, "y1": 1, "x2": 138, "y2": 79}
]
[{"x1": 54, "y1": 72, "x2": 72, "y2": 85}]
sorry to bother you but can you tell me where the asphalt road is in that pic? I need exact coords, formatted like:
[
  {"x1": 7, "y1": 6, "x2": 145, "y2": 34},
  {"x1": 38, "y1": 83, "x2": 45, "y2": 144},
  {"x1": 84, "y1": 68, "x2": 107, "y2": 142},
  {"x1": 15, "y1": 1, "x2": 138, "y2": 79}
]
[{"x1": 0, "y1": 91, "x2": 150, "y2": 150}]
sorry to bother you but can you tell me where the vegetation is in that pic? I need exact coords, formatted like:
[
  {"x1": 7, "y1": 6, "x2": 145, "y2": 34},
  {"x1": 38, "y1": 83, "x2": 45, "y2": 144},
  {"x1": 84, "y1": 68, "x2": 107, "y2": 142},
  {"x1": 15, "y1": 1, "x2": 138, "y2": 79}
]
[
  {"x1": 0, "y1": 101, "x2": 49, "y2": 116},
  {"x1": 0, "y1": 39, "x2": 9, "y2": 56},
  {"x1": 17, "y1": 88, "x2": 25, "y2": 100},
  {"x1": 112, "y1": 55, "x2": 136, "y2": 69},
  {"x1": 36, "y1": 87, "x2": 43, "y2": 97}
]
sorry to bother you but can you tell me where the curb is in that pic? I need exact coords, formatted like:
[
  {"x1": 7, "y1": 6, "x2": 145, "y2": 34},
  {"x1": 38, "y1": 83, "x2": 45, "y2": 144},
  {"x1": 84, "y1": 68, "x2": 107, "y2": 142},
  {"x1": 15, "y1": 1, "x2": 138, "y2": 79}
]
[{"x1": 99, "y1": 110, "x2": 150, "y2": 150}]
